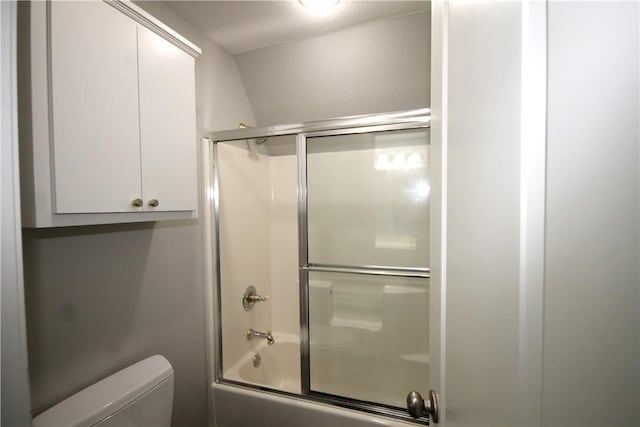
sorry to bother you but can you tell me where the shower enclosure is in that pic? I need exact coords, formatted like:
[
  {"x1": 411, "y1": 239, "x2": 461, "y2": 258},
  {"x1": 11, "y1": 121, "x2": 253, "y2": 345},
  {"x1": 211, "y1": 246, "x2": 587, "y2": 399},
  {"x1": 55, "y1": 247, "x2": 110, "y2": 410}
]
[{"x1": 205, "y1": 109, "x2": 435, "y2": 424}]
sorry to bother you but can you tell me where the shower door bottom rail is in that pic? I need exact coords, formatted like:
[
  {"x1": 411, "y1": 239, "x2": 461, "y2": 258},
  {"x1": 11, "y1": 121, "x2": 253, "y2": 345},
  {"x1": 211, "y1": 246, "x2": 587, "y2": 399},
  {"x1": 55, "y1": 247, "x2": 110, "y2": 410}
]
[
  {"x1": 216, "y1": 378, "x2": 430, "y2": 425},
  {"x1": 301, "y1": 263, "x2": 430, "y2": 279}
]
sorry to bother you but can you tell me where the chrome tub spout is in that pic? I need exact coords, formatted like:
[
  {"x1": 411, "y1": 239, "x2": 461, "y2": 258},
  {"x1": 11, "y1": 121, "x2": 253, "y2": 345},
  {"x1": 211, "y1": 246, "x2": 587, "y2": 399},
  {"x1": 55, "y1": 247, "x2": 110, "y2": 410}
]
[{"x1": 246, "y1": 328, "x2": 275, "y2": 345}]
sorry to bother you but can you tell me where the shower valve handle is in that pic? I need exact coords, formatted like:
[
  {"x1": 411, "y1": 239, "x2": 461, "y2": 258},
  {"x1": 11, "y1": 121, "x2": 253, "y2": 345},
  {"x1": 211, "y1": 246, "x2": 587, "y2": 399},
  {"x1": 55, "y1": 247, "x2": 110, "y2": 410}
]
[{"x1": 243, "y1": 285, "x2": 269, "y2": 311}]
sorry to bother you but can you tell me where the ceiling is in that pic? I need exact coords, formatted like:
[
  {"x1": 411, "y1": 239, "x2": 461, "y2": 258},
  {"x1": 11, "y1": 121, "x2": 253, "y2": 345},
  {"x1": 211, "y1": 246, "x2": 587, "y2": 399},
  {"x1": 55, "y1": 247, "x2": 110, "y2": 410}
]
[{"x1": 164, "y1": 1, "x2": 430, "y2": 54}]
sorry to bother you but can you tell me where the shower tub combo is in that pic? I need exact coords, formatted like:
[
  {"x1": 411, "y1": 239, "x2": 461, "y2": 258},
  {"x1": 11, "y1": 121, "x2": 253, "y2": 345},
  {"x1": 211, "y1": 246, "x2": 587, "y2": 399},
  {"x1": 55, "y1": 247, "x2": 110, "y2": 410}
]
[{"x1": 203, "y1": 109, "x2": 436, "y2": 426}]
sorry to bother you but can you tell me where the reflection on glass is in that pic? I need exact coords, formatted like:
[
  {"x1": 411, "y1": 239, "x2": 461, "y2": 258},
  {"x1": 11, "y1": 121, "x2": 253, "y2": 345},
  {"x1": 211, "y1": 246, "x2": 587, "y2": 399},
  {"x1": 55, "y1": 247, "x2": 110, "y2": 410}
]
[
  {"x1": 307, "y1": 129, "x2": 430, "y2": 268},
  {"x1": 309, "y1": 272, "x2": 430, "y2": 408}
]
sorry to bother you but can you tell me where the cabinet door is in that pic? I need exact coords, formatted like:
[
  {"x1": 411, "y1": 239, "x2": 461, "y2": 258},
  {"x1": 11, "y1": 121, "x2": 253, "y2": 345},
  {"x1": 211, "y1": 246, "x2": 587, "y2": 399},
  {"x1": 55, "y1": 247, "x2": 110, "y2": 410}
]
[
  {"x1": 137, "y1": 26, "x2": 198, "y2": 212},
  {"x1": 50, "y1": 1, "x2": 142, "y2": 213}
]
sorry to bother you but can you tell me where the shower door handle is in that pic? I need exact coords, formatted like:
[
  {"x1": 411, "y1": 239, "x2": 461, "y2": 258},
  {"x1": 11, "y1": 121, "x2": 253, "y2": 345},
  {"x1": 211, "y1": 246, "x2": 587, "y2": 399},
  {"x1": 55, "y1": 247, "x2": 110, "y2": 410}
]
[{"x1": 406, "y1": 390, "x2": 439, "y2": 423}]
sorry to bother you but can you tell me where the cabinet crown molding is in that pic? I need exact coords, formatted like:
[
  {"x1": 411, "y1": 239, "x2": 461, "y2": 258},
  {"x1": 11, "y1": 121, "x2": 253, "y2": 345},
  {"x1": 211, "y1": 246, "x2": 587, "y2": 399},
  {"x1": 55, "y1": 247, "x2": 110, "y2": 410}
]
[{"x1": 106, "y1": 0, "x2": 202, "y2": 58}]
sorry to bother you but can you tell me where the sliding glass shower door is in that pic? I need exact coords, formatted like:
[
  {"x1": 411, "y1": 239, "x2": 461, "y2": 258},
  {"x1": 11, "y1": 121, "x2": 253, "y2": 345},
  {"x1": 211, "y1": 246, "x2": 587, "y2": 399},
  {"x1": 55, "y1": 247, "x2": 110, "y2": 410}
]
[
  {"x1": 302, "y1": 128, "x2": 431, "y2": 409},
  {"x1": 211, "y1": 110, "x2": 434, "y2": 422}
]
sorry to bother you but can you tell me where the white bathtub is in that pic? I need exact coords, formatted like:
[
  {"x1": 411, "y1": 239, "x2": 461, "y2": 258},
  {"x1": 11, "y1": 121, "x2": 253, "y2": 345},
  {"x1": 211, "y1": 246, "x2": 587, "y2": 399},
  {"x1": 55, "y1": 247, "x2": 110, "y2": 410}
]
[
  {"x1": 223, "y1": 333, "x2": 301, "y2": 394},
  {"x1": 215, "y1": 334, "x2": 417, "y2": 427}
]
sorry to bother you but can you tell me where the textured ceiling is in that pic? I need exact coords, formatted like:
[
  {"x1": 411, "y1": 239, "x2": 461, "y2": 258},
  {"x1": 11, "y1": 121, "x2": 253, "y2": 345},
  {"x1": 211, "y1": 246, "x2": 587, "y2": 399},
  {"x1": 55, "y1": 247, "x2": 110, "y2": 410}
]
[{"x1": 164, "y1": 1, "x2": 429, "y2": 54}]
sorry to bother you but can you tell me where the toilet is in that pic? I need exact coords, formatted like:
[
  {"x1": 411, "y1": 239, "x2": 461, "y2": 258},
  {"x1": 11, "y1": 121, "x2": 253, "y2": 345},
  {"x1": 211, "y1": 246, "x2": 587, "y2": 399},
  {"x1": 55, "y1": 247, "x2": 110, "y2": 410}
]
[{"x1": 32, "y1": 355, "x2": 174, "y2": 427}]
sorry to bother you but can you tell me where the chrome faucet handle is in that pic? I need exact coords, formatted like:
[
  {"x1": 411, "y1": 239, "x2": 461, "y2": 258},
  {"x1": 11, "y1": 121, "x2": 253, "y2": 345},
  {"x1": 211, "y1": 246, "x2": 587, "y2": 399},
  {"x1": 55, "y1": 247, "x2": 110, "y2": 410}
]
[{"x1": 242, "y1": 285, "x2": 269, "y2": 311}]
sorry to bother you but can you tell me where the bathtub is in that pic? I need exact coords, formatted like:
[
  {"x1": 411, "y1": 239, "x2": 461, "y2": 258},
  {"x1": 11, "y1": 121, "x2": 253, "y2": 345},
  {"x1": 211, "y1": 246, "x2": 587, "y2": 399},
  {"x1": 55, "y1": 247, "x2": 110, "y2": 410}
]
[
  {"x1": 212, "y1": 383, "x2": 418, "y2": 427},
  {"x1": 214, "y1": 334, "x2": 417, "y2": 427},
  {"x1": 222, "y1": 333, "x2": 301, "y2": 394}
]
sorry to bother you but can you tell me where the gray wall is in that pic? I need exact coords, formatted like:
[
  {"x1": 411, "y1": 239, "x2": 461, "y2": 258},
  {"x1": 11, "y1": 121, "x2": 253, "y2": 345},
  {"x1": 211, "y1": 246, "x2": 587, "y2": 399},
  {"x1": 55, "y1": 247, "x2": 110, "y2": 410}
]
[
  {"x1": 2, "y1": 1, "x2": 32, "y2": 425},
  {"x1": 21, "y1": 2, "x2": 255, "y2": 426},
  {"x1": 235, "y1": 11, "x2": 430, "y2": 126},
  {"x1": 543, "y1": 2, "x2": 640, "y2": 425}
]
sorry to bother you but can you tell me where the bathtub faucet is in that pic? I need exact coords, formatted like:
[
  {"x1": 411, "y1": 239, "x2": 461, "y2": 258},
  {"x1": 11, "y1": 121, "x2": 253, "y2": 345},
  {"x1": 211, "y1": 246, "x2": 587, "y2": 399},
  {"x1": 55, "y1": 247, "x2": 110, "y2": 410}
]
[{"x1": 246, "y1": 328, "x2": 275, "y2": 345}]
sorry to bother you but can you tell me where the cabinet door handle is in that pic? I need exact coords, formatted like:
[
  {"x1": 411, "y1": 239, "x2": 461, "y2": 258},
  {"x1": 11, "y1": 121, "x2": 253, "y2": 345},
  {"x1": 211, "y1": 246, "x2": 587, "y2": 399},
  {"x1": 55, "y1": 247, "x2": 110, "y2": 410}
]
[
  {"x1": 131, "y1": 198, "x2": 143, "y2": 207},
  {"x1": 148, "y1": 199, "x2": 159, "y2": 208}
]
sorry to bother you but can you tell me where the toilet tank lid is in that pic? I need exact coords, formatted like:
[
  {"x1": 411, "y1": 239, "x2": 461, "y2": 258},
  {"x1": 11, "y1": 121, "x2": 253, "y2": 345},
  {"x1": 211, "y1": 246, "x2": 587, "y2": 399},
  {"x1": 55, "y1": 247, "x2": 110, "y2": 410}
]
[{"x1": 32, "y1": 355, "x2": 173, "y2": 427}]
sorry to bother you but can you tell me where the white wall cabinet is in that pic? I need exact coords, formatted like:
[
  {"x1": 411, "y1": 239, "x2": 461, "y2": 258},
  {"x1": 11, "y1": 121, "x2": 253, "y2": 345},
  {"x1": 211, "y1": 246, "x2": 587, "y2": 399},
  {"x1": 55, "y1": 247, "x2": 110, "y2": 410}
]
[
  {"x1": 137, "y1": 26, "x2": 198, "y2": 213},
  {"x1": 19, "y1": 0, "x2": 201, "y2": 227},
  {"x1": 50, "y1": 1, "x2": 142, "y2": 214}
]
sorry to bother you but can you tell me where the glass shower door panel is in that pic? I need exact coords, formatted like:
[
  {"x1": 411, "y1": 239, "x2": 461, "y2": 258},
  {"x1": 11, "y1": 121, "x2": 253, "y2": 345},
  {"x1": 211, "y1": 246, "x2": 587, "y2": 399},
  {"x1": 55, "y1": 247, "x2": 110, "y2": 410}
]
[
  {"x1": 308, "y1": 271, "x2": 430, "y2": 408},
  {"x1": 306, "y1": 129, "x2": 430, "y2": 269},
  {"x1": 306, "y1": 128, "x2": 430, "y2": 408},
  {"x1": 217, "y1": 138, "x2": 300, "y2": 392}
]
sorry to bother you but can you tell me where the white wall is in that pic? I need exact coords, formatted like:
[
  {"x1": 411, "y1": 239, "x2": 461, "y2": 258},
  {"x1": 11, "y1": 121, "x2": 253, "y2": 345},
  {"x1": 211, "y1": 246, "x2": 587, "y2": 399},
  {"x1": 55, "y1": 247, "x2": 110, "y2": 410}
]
[
  {"x1": 442, "y1": 2, "x2": 525, "y2": 425},
  {"x1": 217, "y1": 142, "x2": 274, "y2": 371},
  {"x1": 543, "y1": 2, "x2": 640, "y2": 425},
  {"x1": 434, "y1": 1, "x2": 640, "y2": 426},
  {"x1": 19, "y1": 2, "x2": 255, "y2": 425},
  {"x1": 235, "y1": 11, "x2": 430, "y2": 125}
]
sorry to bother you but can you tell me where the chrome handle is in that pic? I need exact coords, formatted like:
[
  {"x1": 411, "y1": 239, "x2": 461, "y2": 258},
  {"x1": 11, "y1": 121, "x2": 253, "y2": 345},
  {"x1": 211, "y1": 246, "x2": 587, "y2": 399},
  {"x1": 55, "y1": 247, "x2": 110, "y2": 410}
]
[
  {"x1": 131, "y1": 198, "x2": 143, "y2": 207},
  {"x1": 246, "y1": 328, "x2": 275, "y2": 345},
  {"x1": 407, "y1": 390, "x2": 439, "y2": 423},
  {"x1": 243, "y1": 285, "x2": 269, "y2": 311},
  {"x1": 147, "y1": 199, "x2": 159, "y2": 208}
]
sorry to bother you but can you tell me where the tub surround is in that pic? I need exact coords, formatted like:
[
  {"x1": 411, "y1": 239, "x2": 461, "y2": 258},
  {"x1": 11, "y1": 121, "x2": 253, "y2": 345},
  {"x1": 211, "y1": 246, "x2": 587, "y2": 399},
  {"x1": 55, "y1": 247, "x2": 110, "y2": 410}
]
[{"x1": 217, "y1": 140, "x2": 299, "y2": 378}]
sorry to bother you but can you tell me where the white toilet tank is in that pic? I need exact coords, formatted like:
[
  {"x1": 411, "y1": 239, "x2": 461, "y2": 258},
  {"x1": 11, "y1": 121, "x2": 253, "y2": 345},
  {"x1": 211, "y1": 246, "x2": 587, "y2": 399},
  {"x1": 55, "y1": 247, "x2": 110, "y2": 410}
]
[{"x1": 32, "y1": 355, "x2": 174, "y2": 427}]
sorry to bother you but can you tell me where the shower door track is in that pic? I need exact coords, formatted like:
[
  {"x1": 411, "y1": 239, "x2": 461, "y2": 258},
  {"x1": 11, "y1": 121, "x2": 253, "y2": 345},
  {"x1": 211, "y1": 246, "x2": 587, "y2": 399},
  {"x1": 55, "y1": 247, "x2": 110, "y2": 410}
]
[
  {"x1": 208, "y1": 108, "x2": 432, "y2": 425},
  {"x1": 209, "y1": 108, "x2": 430, "y2": 142}
]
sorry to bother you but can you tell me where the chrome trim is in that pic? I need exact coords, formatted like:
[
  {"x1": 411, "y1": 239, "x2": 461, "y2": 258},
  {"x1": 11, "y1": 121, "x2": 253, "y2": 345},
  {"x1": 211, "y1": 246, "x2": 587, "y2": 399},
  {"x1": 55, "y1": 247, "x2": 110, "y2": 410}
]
[
  {"x1": 303, "y1": 264, "x2": 431, "y2": 279},
  {"x1": 407, "y1": 390, "x2": 439, "y2": 423},
  {"x1": 252, "y1": 353, "x2": 261, "y2": 368},
  {"x1": 308, "y1": 390, "x2": 426, "y2": 425},
  {"x1": 297, "y1": 133, "x2": 311, "y2": 394},
  {"x1": 242, "y1": 285, "x2": 269, "y2": 311},
  {"x1": 303, "y1": 121, "x2": 430, "y2": 139},
  {"x1": 246, "y1": 328, "x2": 275, "y2": 345},
  {"x1": 212, "y1": 142, "x2": 224, "y2": 382},
  {"x1": 209, "y1": 108, "x2": 430, "y2": 142}
]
